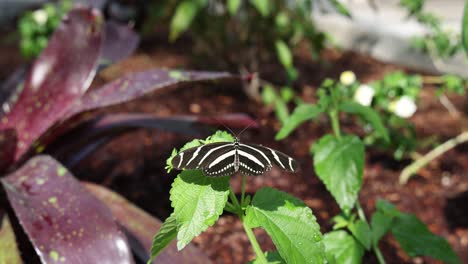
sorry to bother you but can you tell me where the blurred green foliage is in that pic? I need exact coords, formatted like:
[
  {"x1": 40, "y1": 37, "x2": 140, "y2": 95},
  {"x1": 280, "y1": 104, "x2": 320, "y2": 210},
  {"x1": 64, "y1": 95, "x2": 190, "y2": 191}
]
[{"x1": 18, "y1": 0, "x2": 72, "y2": 59}]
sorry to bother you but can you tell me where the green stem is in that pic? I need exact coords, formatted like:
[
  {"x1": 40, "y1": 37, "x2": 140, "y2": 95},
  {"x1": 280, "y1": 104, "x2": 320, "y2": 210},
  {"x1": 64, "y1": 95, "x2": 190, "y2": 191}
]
[
  {"x1": 242, "y1": 221, "x2": 268, "y2": 264},
  {"x1": 356, "y1": 201, "x2": 386, "y2": 264},
  {"x1": 241, "y1": 174, "x2": 247, "y2": 206},
  {"x1": 229, "y1": 187, "x2": 241, "y2": 215},
  {"x1": 330, "y1": 110, "x2": 341, "y2": 139},
  {"x1": 400, "y1": 131, "x2": 468, "y2": 184}
]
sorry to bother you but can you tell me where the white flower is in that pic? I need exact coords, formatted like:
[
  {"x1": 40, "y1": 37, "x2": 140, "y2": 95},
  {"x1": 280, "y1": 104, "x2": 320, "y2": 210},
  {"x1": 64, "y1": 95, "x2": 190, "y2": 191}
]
[
  {"x1": 33, "y1": 9, "x2": 48, "y2": 26},
  {"x1": 340, "y1": 71, "x2": 356, "y2": 86},
  {"x1": 389, "y1": 96, "x2": 417, "y2": 118},
  {"x1": 353, "y1": 84, "x2": 375, "y2": 106}
]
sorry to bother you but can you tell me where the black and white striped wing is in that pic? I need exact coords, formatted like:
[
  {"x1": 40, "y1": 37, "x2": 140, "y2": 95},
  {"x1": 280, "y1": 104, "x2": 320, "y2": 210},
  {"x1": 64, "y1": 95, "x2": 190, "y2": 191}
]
[
  {"x1": 202, "y1": 147, "x2": 237, "y2": 177},
  {"x1": 240, "y1": 143, "x2": 298, "y2": 173},
  {"x1": 237, "y1": 144, "x2": 272, "y2": 176},
  {"x1": 171, "y1": 142, "x2": 232, "y2": 170}
]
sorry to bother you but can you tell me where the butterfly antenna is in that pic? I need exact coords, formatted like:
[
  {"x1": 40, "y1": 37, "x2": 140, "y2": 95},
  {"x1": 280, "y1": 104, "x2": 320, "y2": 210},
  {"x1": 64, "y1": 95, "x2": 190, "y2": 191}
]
[
  {"x1": 237, "y1": 117, "x2": 259, "y2": 137},
  {"x1": 211, "y1": 116, "x2": 237, "y2": 137}
]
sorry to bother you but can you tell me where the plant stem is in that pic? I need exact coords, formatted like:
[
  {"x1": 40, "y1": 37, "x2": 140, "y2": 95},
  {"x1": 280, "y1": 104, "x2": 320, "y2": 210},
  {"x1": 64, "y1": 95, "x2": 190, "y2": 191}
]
[
  {"x1": 241, "y1": 174, "x2": 247, "y2": 206},
  {"x1": 230, "y1": 180, "x2": 267, "y2": 263},
  {"x1": 242, "y1": 221, "x2": 268, "y2": 264},
  {"x1": 422, "y1": 75, "x2": 444, "y2": 84},
  {"x1": 400, "y1": 131, "x2": 468, "y2": 184},
  {"x1": 330, "y1": 110, "x2": 341, "y2": 139},
  {"x1": 356, "y1": 201, "x2": 386, "y2": 264}
]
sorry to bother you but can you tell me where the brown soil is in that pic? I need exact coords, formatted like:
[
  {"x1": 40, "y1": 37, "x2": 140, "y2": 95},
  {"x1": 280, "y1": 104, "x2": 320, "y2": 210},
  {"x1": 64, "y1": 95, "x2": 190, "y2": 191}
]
[{"x1": 2, "y1": 34, "x2": 467, "y2": 264}]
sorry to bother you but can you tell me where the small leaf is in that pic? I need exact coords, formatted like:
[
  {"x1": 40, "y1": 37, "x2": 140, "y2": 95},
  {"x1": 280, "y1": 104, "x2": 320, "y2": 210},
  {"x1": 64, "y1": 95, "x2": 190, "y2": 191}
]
[
  {"x1": 148, "y1": 214, "x2": 178, "y2": 263},
  {"x1": 0, "y1": 215, "x2": 22, "y2": 264},
  {"x1": 276, "y1": 104, "x2": 323, "y2": 140},
  {"x1": 170, "y1": 170, "x2": 230, "y2": 250},
  {"x1": 250, "y1": 251, "x2": 285, "y2": 263},
  {"x1": 348, "y1": 220, "x2": 372, "y2": 250},
  {"x1": 274, "y1": 99, "x2": 289, "y2": 124},
  {"x1": 323, "y1": 230, "x2": 364, "y2": 264},
  {"x1": 371, "y1": 211, "x2": 394, "y2": 245},
  {"x1": 250, "y1": 0, "x2": 270, "y2": 16},
  {"x1": 391, "y1": 214, "x2": 460, "y2": 264},
  {"x1": 312, "y1": 135, "x2": 364, "y2": 213},
  {"x1": 245, "y1": 187, "x2": 325, "y2": 264},
  {"x1": 170, "y1": 1, "x2": 200, "y2": 41},
  {"x1": 227, "y1": 0, "x2": 242, "y2": 15},
  {"x1": 1, "y1": 155, "x2": 133, "y2": 263},
  {"x1": 462, "y1": 0, "x2": 468, "y2": 56},
  {"x1": 339, "y1": 101, "x2": 389, "y2": 142},
  {"x1": 275, "y1": 39, "x2": 293, "y2": 68},
  {"x1": 261, "y1": 84, "x2": 277, "y2": 105}
]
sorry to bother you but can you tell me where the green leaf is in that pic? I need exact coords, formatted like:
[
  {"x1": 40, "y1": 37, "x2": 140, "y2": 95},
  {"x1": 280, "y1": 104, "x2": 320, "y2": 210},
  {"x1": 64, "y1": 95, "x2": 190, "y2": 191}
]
[
  {"x1": 250, "y1": 0, "x2": 270, "y2": 17},
  {"x1": 391, "y1": 213, "x2": 460, "y2": 264},
  {"x1": 262, "y1": 84, "x2": 278, "y2": 105},
  {"x1": 323, "y1": 230, "x2": 364, "y2": 264},
  {"x1": 245, "y1": 187, "x2": 325, "y2": 264},
  {"x1": 370, "y1": 211, "x2": 394, "y2": 245},
  {"x1": 312, "y1": 135, "x2": 364, "y2": 213},
  {"x1": 228, "y1": 0, "x2": 242, "y2": 15},
  {"x1": 329, "y1": 0, "x2": 352, "y2": 18},
  {"x1": 462, "y1": 0, "x2": 468, "y2": 56},
  {"x1": 170, "y1": 170, "x2": 230, "y2": 250},
  {"x1": 339, "y1": 101, "x2": 389, "y2": 142},
  {"x1": 376, "y1": 199, "x2": 400, "y2": 217},
  {"x1": 276, "y1": 104, "x2": 323, "y2": 140},
  {"x1": 147, "y1": 213, "x2": 178, "y2": 263},
  {"x1": 250, "y1": 251, "x2": 285, "y2": 264},
  {"x1": 348, "y1": 220, "x2": 372, "y2": 250},
  {"x1": 170, "y1": 1, "x2": 202, "y2": 41},
  {"x1": 275, "y1": 39, "x2": 293, "y2": 68},
  {"x1": 275, "y1": 99, "x2": 289, "y2": 124}
]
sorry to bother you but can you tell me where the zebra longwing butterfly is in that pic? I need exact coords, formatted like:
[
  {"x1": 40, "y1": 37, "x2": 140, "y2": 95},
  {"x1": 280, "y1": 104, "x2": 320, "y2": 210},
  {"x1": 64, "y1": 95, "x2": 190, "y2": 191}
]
[{"x1": 171, "y1": 137, "x2": 298, "y2": 177}]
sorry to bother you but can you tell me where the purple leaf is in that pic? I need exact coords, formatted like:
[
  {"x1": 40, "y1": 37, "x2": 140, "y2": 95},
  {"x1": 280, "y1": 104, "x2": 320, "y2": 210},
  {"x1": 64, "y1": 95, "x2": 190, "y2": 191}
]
[
  {"x1": 63, "y1": 69, "x2": 237, "y2": 120},
  {"x1": 0, "y1": 7, "x2": 104, "y2": 161},
  {"x1": 84, "y1": 182, "x2": 212, "y2": 264},
  {"x1": 1, "y1": 155, "x2": 134, "y2": 264},
  {"x1": 0, "y1": 65, "x2": 28, "y2": 118},
  {"x1": 0, "y1": 215, "x2": 22, "y2": 264},
  {"x1": 0, "y1": 129, "x2": 17, "y2": 174},
  {"x1": 100, "y1": 21, "x2": 139, "y2": 65}
]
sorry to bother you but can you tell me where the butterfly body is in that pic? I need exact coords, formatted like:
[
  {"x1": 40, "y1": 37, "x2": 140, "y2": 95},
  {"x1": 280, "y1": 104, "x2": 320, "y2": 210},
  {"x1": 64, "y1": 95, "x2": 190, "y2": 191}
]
[{"x1": 172, "y1": 137, "x2": 298, "y2": 177}]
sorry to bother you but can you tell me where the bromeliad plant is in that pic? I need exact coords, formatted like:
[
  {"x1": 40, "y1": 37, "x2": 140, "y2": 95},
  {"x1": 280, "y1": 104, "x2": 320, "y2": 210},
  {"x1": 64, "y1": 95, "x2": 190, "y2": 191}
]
[
  {"x1": 274, "y1": 76, "x2": 461, "y2": 263},
  {"x1": 0, "y1": 5, "x2": 254, "y2": 264}
]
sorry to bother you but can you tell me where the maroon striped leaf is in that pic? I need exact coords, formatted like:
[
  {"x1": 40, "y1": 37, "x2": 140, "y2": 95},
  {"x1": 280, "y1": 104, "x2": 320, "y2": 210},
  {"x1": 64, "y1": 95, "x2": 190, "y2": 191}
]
[
  {"x1": 0, "y1": 7, "x2": 104, "y2": 161},
  {"x1": 1, "y1": 155, "x2": 134, "y2": 264},
  {"x1": 100, "y1": 20, "x2": 140, "y2": 65},
  {"x1": 84, "y1": 182, "x2": 213, "y2": 264}
]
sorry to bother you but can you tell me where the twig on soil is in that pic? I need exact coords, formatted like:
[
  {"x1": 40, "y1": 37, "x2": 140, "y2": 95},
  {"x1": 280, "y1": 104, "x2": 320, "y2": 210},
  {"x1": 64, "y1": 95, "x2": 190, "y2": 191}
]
[{"x1": 400, "y1": 131, "x2": 468, "y2": 184}]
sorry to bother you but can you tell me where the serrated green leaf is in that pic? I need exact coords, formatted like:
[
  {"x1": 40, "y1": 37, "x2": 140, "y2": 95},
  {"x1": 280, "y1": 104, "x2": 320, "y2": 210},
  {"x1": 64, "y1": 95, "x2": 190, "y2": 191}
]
[
  {"x1": 348, "y1": 220, "x2": 372, "y2": 250},
  {"x1": 147, "y1": 213, "x2": 178, "y2": 263},
  {"x1": 339, "y1": 101, "x2": 389, "y2": 142},
  {"x1": 462, "y1": 0, "x2": 468, "y2": 56},
  {"x1": 250, "y1": 0, "x2": 270, "y2": 17},
  {"x1": 276, "y1": 104, "x2": 323, "y2": 140},
  {"x1": 227, "y1": 0, "x2": 242, "y2": 15},
  {"x1": 371, "y1": 211, "x2": 393, "y2": 245},
  {"x1": 245, "y1": 187, "x2": 325, "y2": 264},
  {"x1": 391, "y1": 213, "x2": 460, "y2": 264},
  {"x1": 250, "y1": 251, "x2": 285, "y2": 264},
  {"x1": 275, "y1": 39, "x2": 293, "y2": 68},
  {"x1": 323, "y1": 231, "x2": 364, "y2": 264},
  {"x1": 170, "y1": 170, "x2": 230, "y2": 250},
  {"x1": 312, "y1": 135, "x2": 364, "y2": 213}
]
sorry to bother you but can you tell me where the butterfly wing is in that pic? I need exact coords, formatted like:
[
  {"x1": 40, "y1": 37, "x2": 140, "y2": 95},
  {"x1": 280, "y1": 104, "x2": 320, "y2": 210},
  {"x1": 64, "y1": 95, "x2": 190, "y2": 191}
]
[
  {"x1": 237, "y1": 144, "x2": 272, "y2": 176},
  {"x1": 242, "y1": 144, "x2": 298, "y2": 173},
  {"x1": 202, "y1": 147, "x2": 237, "y2": 177},
  {"x1": 171, "y1": 142, "x2": 231, "y2": 170}
]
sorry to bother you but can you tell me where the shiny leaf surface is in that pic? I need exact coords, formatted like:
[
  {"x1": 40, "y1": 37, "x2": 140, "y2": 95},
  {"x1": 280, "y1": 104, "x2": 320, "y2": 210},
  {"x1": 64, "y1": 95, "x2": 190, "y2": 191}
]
[{"x1": 1, "y1": 155, "x2": 134, "y2": 264}]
